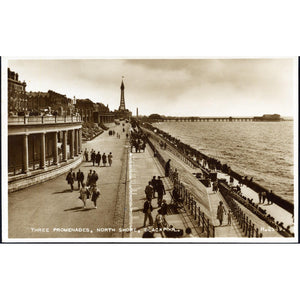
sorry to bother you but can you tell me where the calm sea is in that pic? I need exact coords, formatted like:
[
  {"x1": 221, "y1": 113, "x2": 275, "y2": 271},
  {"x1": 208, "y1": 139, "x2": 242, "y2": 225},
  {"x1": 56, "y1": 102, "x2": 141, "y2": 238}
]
[{"x1": 155, "y1": 121, "x2": 294, "y2": 203}]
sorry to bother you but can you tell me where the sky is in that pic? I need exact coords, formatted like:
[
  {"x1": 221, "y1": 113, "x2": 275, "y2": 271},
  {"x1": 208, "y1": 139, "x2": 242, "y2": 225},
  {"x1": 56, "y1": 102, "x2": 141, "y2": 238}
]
[{"x1": 7, "y1": 58, "x2": 296, "y2": 117}]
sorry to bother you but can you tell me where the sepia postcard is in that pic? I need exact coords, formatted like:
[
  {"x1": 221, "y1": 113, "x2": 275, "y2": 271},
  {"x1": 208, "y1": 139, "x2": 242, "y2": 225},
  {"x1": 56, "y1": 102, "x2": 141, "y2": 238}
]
[{"x1": 1, "y1": 57, "x2": 298, "y2": 243}]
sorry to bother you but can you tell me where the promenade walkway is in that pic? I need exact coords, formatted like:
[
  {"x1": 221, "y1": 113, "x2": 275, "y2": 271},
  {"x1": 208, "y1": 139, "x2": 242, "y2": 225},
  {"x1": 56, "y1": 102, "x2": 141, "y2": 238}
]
[
  {"x1": 216, "y1": 172, "x2": 294, "y2": 232},
  {"x1": 8, "y1": 123, "x2": 129, "y2": 239},
  {"x1": 126, "y1": 144, "x2": 194, "y2": 238}
]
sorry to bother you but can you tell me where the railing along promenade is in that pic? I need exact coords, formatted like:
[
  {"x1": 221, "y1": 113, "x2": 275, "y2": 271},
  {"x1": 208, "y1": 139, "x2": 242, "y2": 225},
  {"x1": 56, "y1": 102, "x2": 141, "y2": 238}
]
[
  {"x1": 8, "y1": 115, "x2": 82, "y2": 125},
  {"x1": 140, "y1": 127, "x2": 215, "y2": 237},
  {"x1": 141, "y1": 122, "x2": 294, "y2": 237},
  {"x1": 142, "y1": 122, "x2": 293, "y2": 214},
  {"x1": 218, "y1": 182, "x2": 293, "y2": 237}
]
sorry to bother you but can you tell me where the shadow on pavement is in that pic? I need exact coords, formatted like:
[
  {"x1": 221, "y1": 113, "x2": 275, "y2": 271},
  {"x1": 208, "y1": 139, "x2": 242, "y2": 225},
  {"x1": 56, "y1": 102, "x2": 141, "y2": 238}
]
[
  {"x1": 64, "y1": 206, "x2": 83, "y2": 211},
  {"x1": 73, "y1": 208, "x2": 95, "y2": 212},
  {"x1": 53, "y1": 189, "x2": 73, "y2": 194}
]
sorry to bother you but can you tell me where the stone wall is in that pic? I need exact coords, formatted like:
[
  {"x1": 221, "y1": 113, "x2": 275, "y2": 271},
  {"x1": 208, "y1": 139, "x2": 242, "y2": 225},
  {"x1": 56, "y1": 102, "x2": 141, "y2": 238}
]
[{"x1": 8, "y1": 156, "x2": 83, "y2": 193}]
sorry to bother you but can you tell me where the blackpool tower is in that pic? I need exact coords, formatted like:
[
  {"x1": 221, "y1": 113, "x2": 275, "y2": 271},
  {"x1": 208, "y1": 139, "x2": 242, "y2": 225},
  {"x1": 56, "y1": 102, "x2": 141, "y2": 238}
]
[{"x1": 119, "y1": 78, "x2": 126, "y2": 111}]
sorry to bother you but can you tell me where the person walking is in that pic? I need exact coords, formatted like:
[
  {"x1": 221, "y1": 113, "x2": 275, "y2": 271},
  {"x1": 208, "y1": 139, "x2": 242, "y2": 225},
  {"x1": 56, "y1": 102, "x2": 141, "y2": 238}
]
[
  {"x1": 156, "y1": 176, "x2": 166, "y2": 207},
  {"x1": 79, "y1": 183, "x2": 89, "y2": 208},
  {"x1": 165, "y1": 159, "x2": 171, "y2": 177},
  {"x1": 84, "y1": 149, "x2": 89, "y2": 161},
  {"x1": 258, "y1": 192, "x2": 262, "y2": 204},
  {"x1": 86, "y1": 169, "x2": 93, "y2": 187},
  {"x1": 143, "y1": 199, "x2": 153, "y2": 227},
  {"x1": 91, "y1": 150, "x2": 96, "y2": 166},
  {"x1": 108, "y1": 152, "x2": 113, "y2": 167},
  {"x1": 261, "y1": 191, "x2": 267, "y2": 204},
  {"x1": 66, "y1": 168, "x2": 75, "y2": 191},
  {"x1": 76, "y1": 169, "x2": 84, "y2": 190},
  {"x1": 145, "y1": 181, "x2": 153, "y2": 202},
  {"x1": 217, "y1": 201, "x2": 227, "y2": 226},
  {"x1": 151, "y1": 176, "x2": 157, "y2": 198},
  {"x1": 268, "y1": 190, "x2": 274, "y2": 205},
  {"x1": 227, "y1": 210, "x2": 232, "y2": 225},
  {"x1": 96, "y1": 151, "x2": 101, "y2": 167},
  {"x1": 160, "y1": 199, "x2": 168, "y2": 216},
  {"x1": 90, "y1": 170, "x2": 99, "y2": 187},
  {"x1": 102, "y1": 153, "x2": 107, "y2": 167},
  {"x1": 91, "y1": 185, "x2": 100, "y2": 209},
  {"x1": 213, "y1": 181, "x2": 218, "y2": 193}
]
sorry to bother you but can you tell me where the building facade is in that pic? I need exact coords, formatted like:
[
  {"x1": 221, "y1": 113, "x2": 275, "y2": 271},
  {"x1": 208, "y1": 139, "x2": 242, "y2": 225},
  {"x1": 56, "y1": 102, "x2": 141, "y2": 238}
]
[
  {"x1": 27, "y1": 90, "x2": 74, "y2": 116},
  {"x1": 8, "y1": 68, "x2": 27, "y2": 114},
  {"x1": 76, "y1": 99, "x2": 115, "y2": 123},
  {"x1": 8, "y1": 115, "x2": 82, "y2": 177}
]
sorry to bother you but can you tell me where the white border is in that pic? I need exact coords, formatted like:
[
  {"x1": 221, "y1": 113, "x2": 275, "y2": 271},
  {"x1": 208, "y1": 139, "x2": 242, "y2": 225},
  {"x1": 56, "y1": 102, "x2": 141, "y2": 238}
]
[{"x1": 1, "y1": 56, "x2": 298, "y2": 243}]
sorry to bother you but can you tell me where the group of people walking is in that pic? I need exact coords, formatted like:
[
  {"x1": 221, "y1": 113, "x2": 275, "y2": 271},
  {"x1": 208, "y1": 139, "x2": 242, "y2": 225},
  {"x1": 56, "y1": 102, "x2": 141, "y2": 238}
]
[
  {"x1": 258, "y1": 190, "x2": 274, "y2": 205},
  {"x1": 66, "y1": 168, "x2": 101, "y2": 209},
  {"x1": 130, "y1": 129, "x2": 147, "y2": 153},
  {"x1": 143, "y1": 176, "x2": 167, "y2": 228},
  {"x1": 216, "y1": 201, "x2": 232, "y2": 226},
  {"x1": 84, "y1": 149, "x2": 113, "y2": 167}
]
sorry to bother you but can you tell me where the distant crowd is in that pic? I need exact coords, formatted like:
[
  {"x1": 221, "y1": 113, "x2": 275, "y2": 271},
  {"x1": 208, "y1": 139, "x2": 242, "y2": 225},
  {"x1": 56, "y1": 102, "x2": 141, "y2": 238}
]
[
  {"x1": 84, "y1": 149, "x2": 113, "y2": 167},
  {"x1": 130, "y1": 129, "x2": 147, "y2": 153}
]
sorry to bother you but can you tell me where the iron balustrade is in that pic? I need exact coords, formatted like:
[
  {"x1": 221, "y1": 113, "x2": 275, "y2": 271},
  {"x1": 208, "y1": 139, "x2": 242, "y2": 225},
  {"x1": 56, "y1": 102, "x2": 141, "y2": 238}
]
[
  {"x1": 218, "y1": 183, "x2": 263, "y2": 237},
  {"x1": 143, "y1": 129, "x2": 215, "y2": 237},
  {"x1": 142, "y1": 122, "x2": 293, "y2": 214},
  {"x1": 218, "y1": 182, "x2": 293, "y2": 237},
  {"x1": 8, "y1": 115, "x2": 82, "y2": 125}
]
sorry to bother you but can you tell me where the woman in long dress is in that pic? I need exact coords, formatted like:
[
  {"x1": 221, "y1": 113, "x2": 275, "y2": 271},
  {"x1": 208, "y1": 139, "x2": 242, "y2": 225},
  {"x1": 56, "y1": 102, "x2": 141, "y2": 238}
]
[{"x1": 79, "y1": 183, "x2": 89, "y2": 208}]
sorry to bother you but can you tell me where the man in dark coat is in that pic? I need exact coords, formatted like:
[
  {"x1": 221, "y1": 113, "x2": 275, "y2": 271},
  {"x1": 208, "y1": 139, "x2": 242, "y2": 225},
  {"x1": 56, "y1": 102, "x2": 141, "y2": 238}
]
[
  {"x1": 143, "y1": 199, "x2": 153, "y2": 227},
  {"x1": 66, "y1": 168, "x2": 75, "y2": 191},
  {"x1": 156, "y1": 176, "x2": 166, "y2": 207},
  {"x1": 145, "y1": 181, "x2": 153, "y2": 202},
  {"x1": 102, "y1": 153, "x2": 107, "y2": 167},
  {"x1": 91, "y1": 151, "x2": 96, "y2": 166},
  {"x1": 96, "y1": 151, "x2": 101, "y2": 166},
  {"x1": 165, "y1": 159, "x2": 171, "y2": 177},
  {"x1": 160, "y1": 200, "x2": 168, "y2": 216},
  {"x1": 86, "y1": 169, "x2": 93, "y2": 187},
  {"x1": 90, "y1": 170, "x2": 99, "y2": 187},
  {"x1": 151, "y1": 176, "x2": 157, "y2": 198},
  {"x1": 76, "y1": 169, "x2": 84, "y2": 189}
]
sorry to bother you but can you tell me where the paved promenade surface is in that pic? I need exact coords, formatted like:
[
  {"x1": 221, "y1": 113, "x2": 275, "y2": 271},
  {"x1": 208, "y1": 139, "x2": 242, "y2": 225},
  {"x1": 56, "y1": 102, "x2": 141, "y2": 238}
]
[
  {"x1": 217, "y1": 173, "x2": 294, "y2": 232},
  {"x1": 8, "y1": 123, "x2": 129, "y2": 239},
  {"x1": 126, "y1": 144, "x2": 195, "y2": 238},
  {"x1": 146, "y1": 132, "x2": 282, "y2": 238}
]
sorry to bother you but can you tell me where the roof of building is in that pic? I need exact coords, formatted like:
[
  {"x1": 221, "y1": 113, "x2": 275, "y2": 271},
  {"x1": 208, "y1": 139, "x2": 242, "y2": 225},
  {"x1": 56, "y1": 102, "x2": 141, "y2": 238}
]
[{"x1": 27, "y1": 91, "x2": 49, "y2": 98}]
